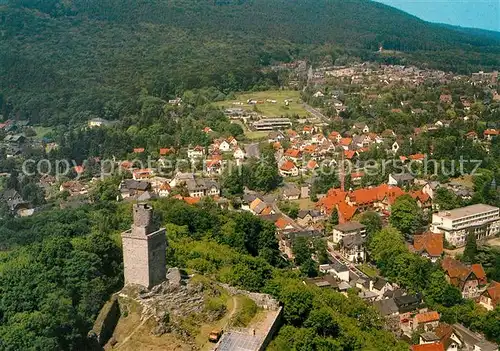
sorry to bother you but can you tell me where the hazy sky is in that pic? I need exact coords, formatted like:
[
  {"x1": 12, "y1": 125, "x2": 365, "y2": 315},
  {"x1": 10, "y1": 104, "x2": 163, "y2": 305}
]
[{"x1": 375, "y1": 0, "x2": 499, "y2": 32}]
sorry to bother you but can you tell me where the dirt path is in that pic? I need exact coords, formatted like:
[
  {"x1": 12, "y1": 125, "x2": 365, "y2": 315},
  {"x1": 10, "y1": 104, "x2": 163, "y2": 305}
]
[{"x1": 114, "y1": 317, "x2": 149, "y2": 350}]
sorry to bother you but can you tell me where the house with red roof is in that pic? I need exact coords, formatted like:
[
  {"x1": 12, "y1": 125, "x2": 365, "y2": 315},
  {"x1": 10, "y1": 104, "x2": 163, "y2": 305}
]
[
  {"x1": 411, "y1": 343, "x2": 444, "y2": 351},
  {"x1": 280, "y1": 160, "x2": 299, "y2": 177},
  {"x1": 133, "y1": 148, "x2": 145, "y2": 154},
  {"x1": 409, "y1": 153, "x2": 426, "y2": 163},
  {"x1": 479, "y1": 281, "x2": 500, "y2": 311},
  {"x1": 159, "y1": 147, "x2": 174, "y2": 156},
  {"x1": 441, "y1": 257, "x2": 487, "y2": 299},
  {"x1": 328, "y1": 131, "x2": 342, "y2": 143},
  {"x1": 339, "y1": 137, "x2": 352, "y2": 150},
  {"x1": 302, "y1": 125, "x2": 314, "y2": 134},
  {"x1": 305, "y1": 159, "x2": 319, "y2": 172},
  {"x1": 410, "y1": 232, "x2": 443, "y2": 262},
  {"x1": 284, "y1": 148, "x2": 302, "y2": 163},
  {"x1": 465, "y1": 131, "x2": 478, "y2": 142},
  {"x1": 484, "y1": 129, "x2": 499, "y2": 141},
  {"x1": 132, "y1": 168, "x2": 154, "y2": 180}
]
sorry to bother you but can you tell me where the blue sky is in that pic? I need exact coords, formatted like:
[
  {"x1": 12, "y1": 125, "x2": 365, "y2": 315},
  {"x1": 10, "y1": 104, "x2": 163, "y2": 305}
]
[{"x1": 374, "y1": 0, "x2": 499, "y2": 32}]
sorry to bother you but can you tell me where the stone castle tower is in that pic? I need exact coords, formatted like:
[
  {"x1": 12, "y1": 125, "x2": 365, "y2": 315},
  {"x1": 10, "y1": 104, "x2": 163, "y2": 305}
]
[{"x1": 121, "y1": 203, "x2": 167, "y2": 289}]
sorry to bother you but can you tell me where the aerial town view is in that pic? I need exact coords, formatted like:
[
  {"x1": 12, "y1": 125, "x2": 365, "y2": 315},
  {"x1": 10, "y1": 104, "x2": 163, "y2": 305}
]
[{"x1": 0, "y1": 0, "x2": 499, "y2": 350}]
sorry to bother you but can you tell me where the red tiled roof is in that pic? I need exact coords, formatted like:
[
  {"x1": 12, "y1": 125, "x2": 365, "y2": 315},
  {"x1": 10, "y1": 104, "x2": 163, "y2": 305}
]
[
  {"x1": 409, "y1": 153, "x2": 426, "y2": 161},
  {"x1": 410, "y1": 190, "x2": 431, "y2": 204},
  {"x1": 121, "y1": 161, "x2": 134, "y2": 169},
  {"x1": 351, "y1": 172, "x2": 364, "y2": 179},
  {"x1": 340, "y1": 137, "x2": 352, "y2": 146},
  {"x1": 307, "y1": 160, "x2": 318, "y2": 170},
  {"x1": 483, "y1": 281, "x2": 500, "y2": 307},
  {"x1": 275, "y1": 216, "x2": 293, "y2": 229},
  {"x1": 484, "y1": 129, "x2": 499, "y2": 135},
  {"x1": 471, "y1": 264, "x2": 487, "y2": 283},
  {"x1": 344, "y1": 150, "x2": 356, "y2": 159},
  {"x1": 303, "y1": 145, "x2": 317, "y2": 154},
  {"x1": 411, "y1": 343, "x2": 444, "y2": 351},
  {"x1": 159, "y1": 148, "x2": 173, "y2": 155},
  {"x1": 284, "y1": 149, "x2": 301, "y2": 158},
  {"x1": 415, "y1": 311, "x2": 440, "y2": 324},
  {"x1": 337, "y1": 202, "x2": 358, "y2": 223},
  {"x1": 280, "y1": 160, "x2": 297, "y2": 172},
  {"x1": 328, "y1": 131, "x2": 340, "y2": 140},
  {"x1": 413, "y1": 232, "x2": 443, "y2": 257},
  {"x1": 133, "y1": 148, "x2": 145, "y2": 153},
  {"x1": 442, "y1": 257, "x2": 487, "y2": 288},
  {"x1": 273, "y1": 142, "x2": 282, "y2": 150}
]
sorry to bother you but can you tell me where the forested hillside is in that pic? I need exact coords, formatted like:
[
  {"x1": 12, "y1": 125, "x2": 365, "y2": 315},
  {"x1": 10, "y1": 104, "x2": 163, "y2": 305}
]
[{"x1": 1, "y1": 0, "x2": 500, "y2": 125}]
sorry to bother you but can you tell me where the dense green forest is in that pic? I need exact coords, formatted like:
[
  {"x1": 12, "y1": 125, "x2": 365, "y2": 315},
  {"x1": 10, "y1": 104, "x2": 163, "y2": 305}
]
[
  {"x1": 0, "y1": 195, "x2": 409, "y2": 350},
  {"x1": 1, "y1": 0, "x2": 500, "y2": 125}
]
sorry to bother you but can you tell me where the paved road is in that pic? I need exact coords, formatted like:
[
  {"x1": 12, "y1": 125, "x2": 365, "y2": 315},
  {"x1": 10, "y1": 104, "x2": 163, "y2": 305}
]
[
  {"x1": 303, "y1": 103, "x2": 329, "y2": 123},
  {"x1": 327, "y1": 247, "x2": 368, "y2": 280}
]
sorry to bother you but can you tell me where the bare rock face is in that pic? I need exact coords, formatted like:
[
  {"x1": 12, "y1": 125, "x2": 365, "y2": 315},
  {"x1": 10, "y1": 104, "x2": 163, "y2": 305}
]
[{"x1": 119, "y1": 268, "x2": 222, "y2": 344}]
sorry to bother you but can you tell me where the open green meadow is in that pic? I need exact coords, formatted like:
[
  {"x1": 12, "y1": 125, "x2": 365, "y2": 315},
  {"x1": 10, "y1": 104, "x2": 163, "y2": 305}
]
[{"x1": 216, "y1": 90, "x2": 309, "y2": 117}]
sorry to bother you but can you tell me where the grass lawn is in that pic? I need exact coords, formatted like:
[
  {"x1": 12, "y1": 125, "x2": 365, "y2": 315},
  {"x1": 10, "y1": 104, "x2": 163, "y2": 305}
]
[
  {"x1": 32, "y1": 126, "x2": 53, "y2": 140},
  {"x1": 357, "y1": 263, "x2": 379, "y2": 278},
  {"x1": 291, "y1": 198, "x2": 316, "y2": 210},
  {"x1": 245, "y1": 131, "x2": 269, "y2": 140},
  {"x1": 216, "y1": 90, "x2": 309, "y2": 117}
]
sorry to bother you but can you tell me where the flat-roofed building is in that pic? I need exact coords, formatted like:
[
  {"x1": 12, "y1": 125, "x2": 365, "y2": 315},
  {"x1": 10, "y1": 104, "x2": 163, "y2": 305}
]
[
  {"x1": 332, "y1": 221, "x2": 366, "y2": 244},
  {"x1": 253, "y1": 118, "x2": 292, "y2": 131},
  {"x1": 431, "y1": 204, "x2": 500, "y2": 247}
]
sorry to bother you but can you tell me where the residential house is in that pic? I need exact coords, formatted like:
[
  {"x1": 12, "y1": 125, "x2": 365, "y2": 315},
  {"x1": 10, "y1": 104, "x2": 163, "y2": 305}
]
[
  {"x1": 187, "y1": 146, "x2": 205, "y2": 160},
  {"x1": 434, "y1": 324, "x2": 463, "y2": 351},
  {"x1": 185, "y1": 178, "x2": 220, "y2": 198},
  {"x1": 373, "y1": 298, "x2": 400, "y2": 335},
  {"x1": 353, "y1": 123, "x2": 370, "y2": 134},
  {"x1": 282, "y1": 183, "x2": 300, "y2": 200},
  {"x1": 452, "y1": 323, "x2": 498, "y2": 351},
  {"x1": 441, "y1": 257, "x2": 487, "y2": 299},
  {"x1": 280, "y1": 160, "x2": 299, "y2": 177},
  {"x1": 412, "y1": 311, "x2": 440, "y2": 332},
  {"x1": 0, "y1": 189, "x2": 30, "y2": 216},
  {"x1": 388, "y1": 173, "x2": 415, "y2": 187},
  {"x1": 484, "y1": 129, "x2": 499, "y2": 141},
  {"x1": 249, "y1": 198, "x2": 274, "y2": 216},
  {"x1": 411, "y1": 343, "x2": 444, "y2": 351},
  {"x1": 479, "y1": 281, "x2": 500, "y2": 311},
  {"x1": 88, "y1": 117, "x2": 111, "y2": 128},
  {"x1": 205, "y1": 158, "x2": 223, "y2": 175},
  {"x1": 157, "y1": 182, "x2": 171, "y2": 198},
  {"x1": 332, "y1": 221, "x2": 366, "y2": 244},
  {"x1": 339, "y1": 233, "x2": 366, "y2": 263},
  {"x1": 60, "y1": 181, "x2": 88, "y2": 196},
  {"x1": 410, "y1": 232, "x2": 444, "y2": 262},
  {"x1": 284, "y1": 148, "x2": 302, "y2": 163},
  {"x1": 267, "y1": 131, "x2": 285, "y2": 143},
  {"x1": 233, "y1": 147, "x2": 246, "y2": 161},
  {"x1": 370, "y1": 277, "x2": 393, "y2": 297},
  {"x1": 329, "y1": 261, "x2": 350, "y2": 282},
  {"x1": 119, "y1": 179, "x2": 151, "y2": 200},
  {"x1": 132, "y1": 168, "x2": 154, "y2": 180},
  {"x1": 296, "y1": 210, "x2": 323, "y2": 227}
]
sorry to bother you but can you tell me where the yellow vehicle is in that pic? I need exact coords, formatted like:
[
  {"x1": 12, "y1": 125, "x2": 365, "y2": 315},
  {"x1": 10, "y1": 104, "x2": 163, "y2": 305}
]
[{"x1": 208, "y1": 329, "x2": 223, "y2": 343}]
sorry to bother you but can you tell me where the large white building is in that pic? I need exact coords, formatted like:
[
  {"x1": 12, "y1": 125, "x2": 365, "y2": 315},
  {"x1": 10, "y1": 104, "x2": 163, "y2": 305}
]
[{"x1": 431, "y1": 204, "x2": 500, "y2": 247}]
